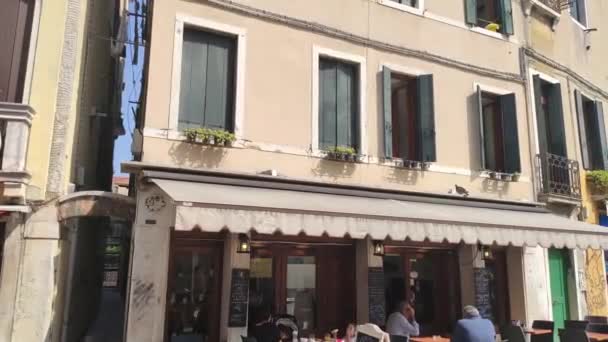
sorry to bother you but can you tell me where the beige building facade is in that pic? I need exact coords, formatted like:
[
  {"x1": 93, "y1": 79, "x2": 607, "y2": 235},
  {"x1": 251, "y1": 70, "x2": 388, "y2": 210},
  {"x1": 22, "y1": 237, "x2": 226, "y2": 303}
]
[{"x1": 124, "y1": 0, "x2": 608, "y2": 341}]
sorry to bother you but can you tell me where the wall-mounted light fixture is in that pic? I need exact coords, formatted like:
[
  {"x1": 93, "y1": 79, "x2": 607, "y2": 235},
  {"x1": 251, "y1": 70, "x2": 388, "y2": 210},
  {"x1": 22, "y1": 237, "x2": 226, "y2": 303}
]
[
  {"x1": 373, "y1": 241, "x2": 385, "y2": 257},
  {"x1": 237, "y1": 234, "x2": 251, "y2": 254},
  {"x1": 478, "y1": 243, "x2": 493, "y2": 261}
]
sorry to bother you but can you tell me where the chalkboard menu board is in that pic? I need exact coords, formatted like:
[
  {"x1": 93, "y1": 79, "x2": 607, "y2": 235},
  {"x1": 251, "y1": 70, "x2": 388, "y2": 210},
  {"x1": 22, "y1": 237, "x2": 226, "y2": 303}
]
[
  {"x1": 368, "y1": 267, "x2": 386, "y2": 326},
  {"x1": 357, "y1": 332, "x2": 379, "y2": 342},
  {"x1": 473, "y1": 268, "x2": 494, "y2": 321},
  {"x1": 228, "y1": 268, "x2": 250, "y2": 327}
]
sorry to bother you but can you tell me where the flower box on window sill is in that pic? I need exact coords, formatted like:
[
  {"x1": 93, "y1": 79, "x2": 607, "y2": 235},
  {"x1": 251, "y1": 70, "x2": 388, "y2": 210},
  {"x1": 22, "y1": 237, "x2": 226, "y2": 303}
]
[
  {"x1": 184, "y1": 128, "x2": 236, "y2": 147},
  {"x1": 392, "y1": 159, "x2": 431, "y2": 171},
  {"x1": 323, "y1": 147, "x2": 362, "y2": 163},
  {"x1": 485, "y1": 171, "x2": 520, "y2": 182},
  {"x1": 586, "y1": 171, "x2": 608, "y2": 200}
]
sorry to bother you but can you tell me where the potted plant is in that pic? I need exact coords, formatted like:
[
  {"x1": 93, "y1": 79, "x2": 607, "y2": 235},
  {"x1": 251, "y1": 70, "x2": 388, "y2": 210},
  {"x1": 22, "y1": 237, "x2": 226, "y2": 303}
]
[
  {"x1": 488, "y1": 171, "x2": 497, "y2": 180},
  {"x1": 511, "y1": 172, "x2": 520, "y2": 182},
  {"x1": 324, "y1": 146, "x2": 357, "y2": 162},
  {"x1": 184, "y1": 128, "x2": 199, "y2": 143},
  {"x1": 500, "y1": 173, "x2": 512, "y2": 182},
  {"x1": 587, "y1": 170, "x2": 608, "y2": 198}
]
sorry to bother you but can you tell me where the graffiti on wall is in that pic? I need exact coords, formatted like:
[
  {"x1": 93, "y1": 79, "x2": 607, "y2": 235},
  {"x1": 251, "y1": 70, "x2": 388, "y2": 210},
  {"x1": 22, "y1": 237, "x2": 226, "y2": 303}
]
[{"x1": 585, "y1": 249, "x2": 608, "y2": 316}]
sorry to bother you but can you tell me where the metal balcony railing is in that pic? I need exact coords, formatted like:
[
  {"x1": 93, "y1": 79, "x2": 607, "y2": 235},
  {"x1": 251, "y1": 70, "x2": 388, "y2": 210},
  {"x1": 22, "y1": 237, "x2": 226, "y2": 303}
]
[
  {"x1": 535, "y1": 152, "x2": 581, "y2": 200},
  {"x1": 538, "y1": 0, "x2": 571, "y2": 12}
]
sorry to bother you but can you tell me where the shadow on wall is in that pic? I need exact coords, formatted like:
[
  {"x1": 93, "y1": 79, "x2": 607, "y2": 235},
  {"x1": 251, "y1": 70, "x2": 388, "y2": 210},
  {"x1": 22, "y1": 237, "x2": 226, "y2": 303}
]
[
  {"x1": 168, "y1": 142, "x2": 228, "y2": 169},
  {"x1": 312, "y1": 158, "x2": 357, "y2": 179},
  {"x1": 384, "y1": 165, "x2": 420, "y2": 185},
  {"x1": 482, "y1": 178, "x2": 510, "y2": 198}
]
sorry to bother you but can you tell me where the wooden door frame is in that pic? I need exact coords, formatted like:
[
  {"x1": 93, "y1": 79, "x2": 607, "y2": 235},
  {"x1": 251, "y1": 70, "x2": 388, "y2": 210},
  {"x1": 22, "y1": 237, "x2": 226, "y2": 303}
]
[{"x1": 165, "y1": 231, "x2": 224, "y2": 342}]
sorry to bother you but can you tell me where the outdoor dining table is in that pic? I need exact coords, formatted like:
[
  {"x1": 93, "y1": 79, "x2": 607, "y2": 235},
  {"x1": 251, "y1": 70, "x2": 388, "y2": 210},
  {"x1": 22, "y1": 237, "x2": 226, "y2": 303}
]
[
  {"x1": 588, "y1": 332, "x2": 608, "y2": 342},
  {"x1": 409, "y1": 336, "x2": 450, "y2": 342}
]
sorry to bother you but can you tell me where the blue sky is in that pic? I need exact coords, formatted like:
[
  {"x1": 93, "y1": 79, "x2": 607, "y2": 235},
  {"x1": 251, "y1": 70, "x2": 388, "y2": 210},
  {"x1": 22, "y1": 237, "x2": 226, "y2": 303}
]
[{"x1": 113, "y1": 1, "x2": 145, "y2": 176}]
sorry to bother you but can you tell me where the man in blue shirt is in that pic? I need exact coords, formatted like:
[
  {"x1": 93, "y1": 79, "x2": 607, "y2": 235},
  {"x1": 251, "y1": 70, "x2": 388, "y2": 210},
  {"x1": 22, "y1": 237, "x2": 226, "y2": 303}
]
[
  {"x1": 386, "y1": 301, "x2": 420, "y2": 339},
  {"x1": 452, "y1": 306, "x2": 495, "y2": 342}
]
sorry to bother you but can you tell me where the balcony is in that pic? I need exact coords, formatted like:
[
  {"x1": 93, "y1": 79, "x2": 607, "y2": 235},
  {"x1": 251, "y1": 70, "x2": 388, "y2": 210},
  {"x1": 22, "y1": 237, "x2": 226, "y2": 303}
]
[
  {"x1": 535, "y1": 152, "x2": 581, "y2": 204},
  {"x1": 0, "y1": 102, "x2": 35, "y2": 203},
  {"x1": 523, "y1": 0, "x2": 570, "y2": 29}
]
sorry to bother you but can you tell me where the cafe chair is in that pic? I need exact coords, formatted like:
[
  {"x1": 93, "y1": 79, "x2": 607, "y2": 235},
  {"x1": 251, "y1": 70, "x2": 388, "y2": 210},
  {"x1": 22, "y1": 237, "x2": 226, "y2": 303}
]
[
  {"x1": 357, "y1": 323, "x2": 390, "y2": 342},
  {"x1": 530, "y1": 320, "x2": 554, "y2": 342},
  {"x1": 501, "y1": 324, "x2": 526, "y2": 342},
  {"x1": 587, "y1": 323, "x2": 608, "y2": 333},
  {"x1": 564, "y1": 320, "x2": 589, "y2": 330},
  {"x1": 389, "y1": 335, "x2": 409, "y2": 342},
  {"x1": 558, "y1": 328, "x2": 590, "y2": 342},
  {"x1": 586, "y1": 316, "x2": 608, "y2": 324}
]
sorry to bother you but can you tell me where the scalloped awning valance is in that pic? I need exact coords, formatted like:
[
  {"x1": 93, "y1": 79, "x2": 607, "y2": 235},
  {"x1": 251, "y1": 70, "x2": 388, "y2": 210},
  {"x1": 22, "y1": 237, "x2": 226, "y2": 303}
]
[{"x1": 151, "y1": 178, "x2": 608, "y2": 249}]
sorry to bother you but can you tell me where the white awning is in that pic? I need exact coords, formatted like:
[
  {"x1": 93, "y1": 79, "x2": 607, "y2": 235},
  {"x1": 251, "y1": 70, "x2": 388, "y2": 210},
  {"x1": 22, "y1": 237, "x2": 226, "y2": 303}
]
[{"x1": 151, "y1": 178, "x2": 608, "y2": 249}]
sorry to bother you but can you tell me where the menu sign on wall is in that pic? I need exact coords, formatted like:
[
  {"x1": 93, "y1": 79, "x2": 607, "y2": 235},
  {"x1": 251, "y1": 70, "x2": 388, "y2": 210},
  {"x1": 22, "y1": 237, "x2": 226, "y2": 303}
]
[
  {"x1": 473, "y1": 268, "x2": 494, "y2": 321},
  {"x1": 228, "y1": 268, "x2": 250, "y2": 327},
  {"x1": 368, "y1": 267, "x2": 386, "y2": 326}
]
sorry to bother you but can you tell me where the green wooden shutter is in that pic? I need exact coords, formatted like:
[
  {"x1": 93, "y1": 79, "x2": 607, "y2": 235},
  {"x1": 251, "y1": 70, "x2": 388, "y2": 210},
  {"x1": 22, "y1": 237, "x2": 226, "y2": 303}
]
[
  {"x1": 319, "y1": 59, "x2": 337, "y2": 149},
  {"x1": 500, "y1": 0, "x2": 514, "y2": 35},
  {"x1": 465, "y1": 0, "x2": 477, "y2": 26},
  {"x1": 533, "y1": 75, "x2": 549, "y2": 154},
  {"x1": 574, "y1": 90, "x2": 590, "y2": 169},
  {"x1": 336, "y1": 62, "x2": 357, "y2": 149},
  {"x1": 179, "y1": 29, "x2": 209, "y2": 130},
  {"x1": 383, "y1": 66, "x2": 393, "y2": 158},
  {"x1": 595, "y1": 101, "x2": 608, "y2": 170},
  {"x1": 548, "y1": 83, "x2": 567, "y2": 157},
  {"x1": 499, "y1": 93, "x2": 521, "y2": 173},
  {"x1": 204, "y1": 32, "x2": 235, "y2": 130},
  {"x1": 477, "y1": 86, "x2": 487, "y2": 170},
  {"x1": 416, "y1": 74, "x2": 436, "y2": 162}
]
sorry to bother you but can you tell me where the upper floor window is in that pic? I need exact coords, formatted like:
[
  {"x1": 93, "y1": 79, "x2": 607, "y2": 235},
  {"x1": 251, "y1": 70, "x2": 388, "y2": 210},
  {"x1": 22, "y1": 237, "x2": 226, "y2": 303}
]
[
  {"x1": 318, "y1": 57, "x2": 359, "y2": 151},
  {"x1": 389, "y1": 0, "x2": 417, "y2": 7},
  {"x1": 532, "y1": 75, "x2": 567, "y2": 157},
  {"x1": 382, "y1": 66, "x2": 436, "y2": 162},
  {"x1": 476, "y1": 86, "x2": 520, "y2": 173},
  {"x1": 570, "y1": 0, "x2": 587, "y2": 26},
  {"x1": 0, "y1": 0, "x2": 35, "y2": 103},
  {"x1": 575, "y1": 91, "x2": 607, "y2": 170},
  {"x1": 178, "y1": 27, "x2": 236, "y2": 131},
  {"x1": 465, "y1": 0, "x2": 514, "y2": 35}
]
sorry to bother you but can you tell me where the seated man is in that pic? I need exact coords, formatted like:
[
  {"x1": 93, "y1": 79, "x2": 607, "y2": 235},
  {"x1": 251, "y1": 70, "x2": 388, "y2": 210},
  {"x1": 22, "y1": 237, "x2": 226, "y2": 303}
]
[
  {"x1": 253, "y1": 309, "x2": 280, "y2": 342},
  {"x1": 452, "y1": 306, "x2": 495, "y2": 342},
  {"x1": 386, "y1": 301, "x2": 420, "y2": 339}
]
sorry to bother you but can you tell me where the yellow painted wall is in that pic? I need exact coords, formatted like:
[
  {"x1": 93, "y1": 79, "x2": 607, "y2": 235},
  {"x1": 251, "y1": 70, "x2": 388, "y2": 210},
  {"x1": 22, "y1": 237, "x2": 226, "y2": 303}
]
[{"x1": 581, "y1": 172, "x2": 608, "y2": 315}]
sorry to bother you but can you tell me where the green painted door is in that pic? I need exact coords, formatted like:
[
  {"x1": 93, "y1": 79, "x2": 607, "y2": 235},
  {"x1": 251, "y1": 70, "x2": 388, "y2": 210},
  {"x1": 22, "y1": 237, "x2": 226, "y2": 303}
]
[{"x1": 549, "y1": 249, "x2": 570, "y2": 342}]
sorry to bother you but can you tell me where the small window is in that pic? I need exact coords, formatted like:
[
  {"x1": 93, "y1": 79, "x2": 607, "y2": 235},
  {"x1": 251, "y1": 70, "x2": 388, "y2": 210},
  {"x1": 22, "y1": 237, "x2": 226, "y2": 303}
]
[
  {"x1": 575, "y1": 91, "x2": 607, "y2": 170},
  {"x1": 318, "y1": 57, "x2": 359, "y2": 151},
  {"x1": 382, "y1": 67, "x2": 436, "y2": 162},
  {"x1": 178, "y1": 28, "x2": 236, "y2": 131},
  {"x1": 570, "y1": 0, "x2": 587, "y2": 26},
  {"x1": 465, "y1": 0, "x2": 514, "y2": 35},
  {"x1": 476, "y1": 87, "x2": 520, "y2": 173}
]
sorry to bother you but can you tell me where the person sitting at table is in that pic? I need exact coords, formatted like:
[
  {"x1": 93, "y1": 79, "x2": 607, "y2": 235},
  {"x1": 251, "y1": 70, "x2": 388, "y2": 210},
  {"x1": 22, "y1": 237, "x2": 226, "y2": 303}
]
[
  {"x1": 344, "y1": 323, "x2": 357, "y2": 342},
  {"x1": 452, "y1": 305, "x2": 495, "y2": 342},
  {"x1": 253, "y1": 308, "x2": 280, "y2": 342},
  {"x1": 386, "y1": 301, "x2": 420, "y2": 338}
]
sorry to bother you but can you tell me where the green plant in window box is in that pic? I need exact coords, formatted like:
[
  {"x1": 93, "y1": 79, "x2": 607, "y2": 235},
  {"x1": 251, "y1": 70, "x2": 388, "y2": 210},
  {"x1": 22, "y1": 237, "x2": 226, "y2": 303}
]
[
  {"x1": 587, "y1": 170, "x2": 608, "y2": 195},
  {"x1": 184, "y1": 128, "x2": 236, "y2": 146},
  {"x1": 500, "y1": 173, "x2": 512, "y2": 182},
  {"x1": 324, "y1": 146, "x2": 358, "y2": 162},
  {"x1": 511, "y1": 172, "x2": 520, "y2": 182}
]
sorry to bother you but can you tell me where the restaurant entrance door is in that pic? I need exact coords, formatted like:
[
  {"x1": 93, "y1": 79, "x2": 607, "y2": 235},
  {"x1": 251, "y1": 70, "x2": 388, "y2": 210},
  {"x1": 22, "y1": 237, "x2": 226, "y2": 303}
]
[
  {"x1": 248, "y1": 237, "x2": 355, "y2": 339},
  {"x1": 383, "y1": 245, "x2": 460, "y2": 335},
  {"x1": 166, "y1": 235, "x2": 223, "y2": 342}
]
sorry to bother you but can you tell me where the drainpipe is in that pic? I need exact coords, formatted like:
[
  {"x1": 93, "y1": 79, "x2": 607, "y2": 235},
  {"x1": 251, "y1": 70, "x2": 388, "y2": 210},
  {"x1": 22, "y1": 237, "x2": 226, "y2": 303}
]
[
  {"x1": 60, "y1": 225, "x2": 78, "y2": 342},
  {"x1": 46, "y1": 0, "x2": 81, "y2": 199}
]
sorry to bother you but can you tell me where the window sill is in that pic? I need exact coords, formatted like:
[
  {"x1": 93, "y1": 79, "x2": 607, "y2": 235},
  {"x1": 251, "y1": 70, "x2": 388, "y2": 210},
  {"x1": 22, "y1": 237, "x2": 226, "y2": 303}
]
[
  {"x1": 570, "y1": 16, "x2": 588, "y2": 31},
  {"x1": 377, "y1": 0, "x2": 424, "y2": 17},
  {"x1": 524, "y1": 0, "x2": 561, "y2": 30},
  {"x1": 470, "y1": 27, "x2": 508, "y2": 41}
]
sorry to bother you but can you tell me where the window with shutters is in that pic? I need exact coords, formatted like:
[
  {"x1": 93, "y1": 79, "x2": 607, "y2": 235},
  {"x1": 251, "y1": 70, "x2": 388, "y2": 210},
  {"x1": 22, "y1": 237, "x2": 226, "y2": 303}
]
[
  {"x1": 575, "y1": 91, "x2": 607, "y2": 170},
  {"x1": 475, "y1": 87, "x2": 520, "y2": 173},
  {"x1": 318, "y1": 57, "x2": 359, "y2": 151},
  {"x1": 570, "y1": 0, "x2": 587, "y2": 27},
  {"x1": 465, "y1": 0, "x2": 514, "y2": 35},
  {"x1": 379, "y1": 0, "x2": 423, "y2": 14},
  {"x1": 382, "y1": 67, "x2": 436, "y2": 163},
  {"x1": 533, "y1": 76, "x2": 567, "y2": 157},
  {"x1": 178, "y1": 28, "x2": 236, "y2": 131}
]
